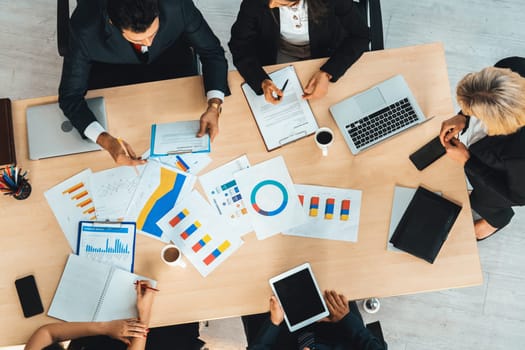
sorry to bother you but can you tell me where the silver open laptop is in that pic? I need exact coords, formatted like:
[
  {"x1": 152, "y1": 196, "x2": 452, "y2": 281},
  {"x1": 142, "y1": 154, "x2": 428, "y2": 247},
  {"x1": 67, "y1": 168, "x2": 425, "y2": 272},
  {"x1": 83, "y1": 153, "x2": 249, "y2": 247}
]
[
  {"x1": 330, "y1": 75, "x2": 426, "y2": 155},
  {"x1": 27, "y1": 97, "x2": 108, "y2": 160}
]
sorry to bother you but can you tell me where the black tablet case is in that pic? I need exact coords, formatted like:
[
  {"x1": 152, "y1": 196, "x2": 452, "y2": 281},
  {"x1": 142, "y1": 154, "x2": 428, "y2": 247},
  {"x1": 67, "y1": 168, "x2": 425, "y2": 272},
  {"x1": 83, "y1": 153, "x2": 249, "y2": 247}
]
[
  {"x1": 0, "y1": 98, "x2": 16, "y2": 167},
  {"x1": 389, "y1": 186, "x2": 462, "y2": 263}
]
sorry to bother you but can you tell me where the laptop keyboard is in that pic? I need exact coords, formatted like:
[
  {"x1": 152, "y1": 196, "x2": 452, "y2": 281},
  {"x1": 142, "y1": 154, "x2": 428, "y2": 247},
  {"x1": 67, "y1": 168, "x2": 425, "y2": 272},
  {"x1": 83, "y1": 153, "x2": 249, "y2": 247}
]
[{"x1": 345, "y1": 98, "x2": 419, "y2": 149}]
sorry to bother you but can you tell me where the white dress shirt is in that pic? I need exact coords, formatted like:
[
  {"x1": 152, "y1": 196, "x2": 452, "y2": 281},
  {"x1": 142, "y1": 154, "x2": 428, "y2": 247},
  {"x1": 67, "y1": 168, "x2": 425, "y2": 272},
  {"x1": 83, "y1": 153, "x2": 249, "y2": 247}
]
[{"x1": 279, "y1": 0, "x2": 309, "y2": 45}]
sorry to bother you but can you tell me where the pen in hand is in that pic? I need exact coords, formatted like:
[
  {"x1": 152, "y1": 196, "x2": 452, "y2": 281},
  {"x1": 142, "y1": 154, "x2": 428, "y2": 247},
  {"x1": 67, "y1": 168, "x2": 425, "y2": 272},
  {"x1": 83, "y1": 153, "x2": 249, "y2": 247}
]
[
  {"x1": 277, "y1": 79, "x2": 289, "y2": 101},
  {"x1": 117, "y1": 137, "x2": 140, "y2": 176},
  {"x1": 134, "y1": 280, "x2": 160, "y2": 292}
]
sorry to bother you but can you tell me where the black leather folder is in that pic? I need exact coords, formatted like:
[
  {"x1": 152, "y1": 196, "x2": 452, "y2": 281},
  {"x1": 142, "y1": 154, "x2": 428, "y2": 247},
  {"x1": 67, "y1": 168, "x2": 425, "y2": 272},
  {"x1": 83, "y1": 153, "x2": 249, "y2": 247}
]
[
  {"x1": 0, "y1": 98, "x2": 16, "y2": 167},
  {"x1": 389, "y1": 186, "x2": 462, "y2": 263}
]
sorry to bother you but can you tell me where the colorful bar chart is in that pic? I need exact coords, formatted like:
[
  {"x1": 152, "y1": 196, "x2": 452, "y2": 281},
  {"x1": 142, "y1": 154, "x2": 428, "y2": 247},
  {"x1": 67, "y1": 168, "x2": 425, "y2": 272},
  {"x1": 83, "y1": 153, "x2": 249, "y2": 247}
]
[
  {"x1": 192, "y1": 234, "x2": 211, "y2": 253},
  {"x1": 340, "y1": 200, "x2": 351, "y2": 221},
  {"x1": 62, "y1": 182, "x2": 84, "y2": 194},
  {"x1": 62, "y1": 181, "x2": 97, "y2": 220},
  {"x1": 72, "y1": 190, "x2": 88, "y2": 200},
  {"x1": 203, "y1": 240, "x2": 231, "y2": 266},
  {"x1": 309, "y1": 196, "x2": 319, "y2": 217},
  {"x1": 180, "y1": 221, "x2": 201, "y2": 240},
  {"x1": 85, "y1": 238, "x2": 129, "y2": 254},
  {"x1": 175, "y1": 155, "x2": 190, "y2": 173},
  {"x1": 169, "y1": 208, "x2": 189, "y2": 227},
  {"x1": 324, "y1": 198, "x2": 335, "y2": 219}
]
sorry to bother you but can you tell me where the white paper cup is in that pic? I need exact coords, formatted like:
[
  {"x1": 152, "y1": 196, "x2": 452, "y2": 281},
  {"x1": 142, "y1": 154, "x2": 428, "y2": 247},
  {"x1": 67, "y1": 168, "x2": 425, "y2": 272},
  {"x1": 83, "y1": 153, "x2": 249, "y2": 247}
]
[
  {"x1": 161, "y1": 244, "x2": 186, "y2": 268},
  {"x1": 315, "y1": 127, "x2": 335, "y2": 156}
]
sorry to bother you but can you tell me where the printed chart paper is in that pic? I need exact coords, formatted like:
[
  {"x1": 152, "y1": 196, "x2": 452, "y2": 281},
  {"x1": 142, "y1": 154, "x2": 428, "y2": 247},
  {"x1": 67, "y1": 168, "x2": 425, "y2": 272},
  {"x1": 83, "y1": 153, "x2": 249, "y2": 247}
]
[
  {"x1": 284, "y1": 184, "x2": 362, "y2": 242},
  {"x1": 142, "y1": 149, "x2": 211, "y2": 175},
  {"x1": 157, "y1": 191, "x2": 243, "y2": 277},
  {"x1": 199, "y1": 155, "x2": 252, "y2": 235},
  {"x1": 77, "y1": 221, "x2": 136, "y2": 272},
  {"x1": 91, "y1": 166, "x2": 145, "y2": 220},
  {"x1": 126, "y1": 160, "x2": 195, "y2": 240},
  {"x1": 45, "y1": 169, "x2": 97, "y2": 251},
  {"x1": 234, "y1": 156, "x2": 306, "y2": 240}
]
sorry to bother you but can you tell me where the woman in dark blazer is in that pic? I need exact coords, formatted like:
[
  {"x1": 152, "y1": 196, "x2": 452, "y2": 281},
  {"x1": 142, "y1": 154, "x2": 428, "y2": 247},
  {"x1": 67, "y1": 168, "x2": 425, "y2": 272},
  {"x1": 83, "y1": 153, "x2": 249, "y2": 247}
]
[
  {"x1": 228, "y1": 0, "x2": 369, "y2": 104},
  {"x1": 439, "y1": 57, "x2": 525, "y2": 241}
]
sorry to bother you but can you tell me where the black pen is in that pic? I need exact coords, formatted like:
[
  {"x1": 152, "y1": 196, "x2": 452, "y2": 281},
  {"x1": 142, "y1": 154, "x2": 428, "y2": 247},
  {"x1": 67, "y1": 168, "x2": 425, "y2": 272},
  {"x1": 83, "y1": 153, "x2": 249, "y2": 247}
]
[{"x1": 277, "y1": 79, "x2": 289, "y2": 101}]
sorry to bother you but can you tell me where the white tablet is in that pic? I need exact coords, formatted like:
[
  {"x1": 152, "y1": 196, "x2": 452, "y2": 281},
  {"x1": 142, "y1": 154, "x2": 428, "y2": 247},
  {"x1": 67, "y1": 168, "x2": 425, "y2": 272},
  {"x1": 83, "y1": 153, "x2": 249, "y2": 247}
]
[{"x1": 269, "y1": 263, "x2": 329, "y2": 332}]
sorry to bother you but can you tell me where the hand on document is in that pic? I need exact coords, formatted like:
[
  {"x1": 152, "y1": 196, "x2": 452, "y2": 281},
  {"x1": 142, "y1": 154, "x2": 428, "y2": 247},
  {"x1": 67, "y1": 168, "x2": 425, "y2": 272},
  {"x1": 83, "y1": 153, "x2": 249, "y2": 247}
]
[
  {"x1": 197, "y1": 102, "x2": 221, "y2": 141},
  {"x1": 303, "y1": 70, "x2": 332, "y2": 100}
]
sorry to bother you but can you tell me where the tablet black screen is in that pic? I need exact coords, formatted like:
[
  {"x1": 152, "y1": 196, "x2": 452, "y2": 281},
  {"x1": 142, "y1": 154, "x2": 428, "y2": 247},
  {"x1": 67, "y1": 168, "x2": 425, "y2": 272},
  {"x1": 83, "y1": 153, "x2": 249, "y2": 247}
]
[{"x1": 273, "y1": 268, "x2": 325, "y2": 326}]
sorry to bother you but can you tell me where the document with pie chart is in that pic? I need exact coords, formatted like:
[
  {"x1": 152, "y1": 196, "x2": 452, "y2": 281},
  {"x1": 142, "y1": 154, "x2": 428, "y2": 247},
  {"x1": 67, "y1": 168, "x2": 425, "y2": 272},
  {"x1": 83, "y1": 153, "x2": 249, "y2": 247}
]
[{"x1": 234, "y1": 156, "x2": 306, "y2": 240}]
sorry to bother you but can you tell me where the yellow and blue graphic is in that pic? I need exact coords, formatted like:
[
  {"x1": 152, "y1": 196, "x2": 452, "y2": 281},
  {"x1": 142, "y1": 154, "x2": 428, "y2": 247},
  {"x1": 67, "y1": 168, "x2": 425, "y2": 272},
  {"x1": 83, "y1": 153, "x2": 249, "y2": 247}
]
[{"x1": 137, "y1": 168, "x2": 187, "y2": 237}]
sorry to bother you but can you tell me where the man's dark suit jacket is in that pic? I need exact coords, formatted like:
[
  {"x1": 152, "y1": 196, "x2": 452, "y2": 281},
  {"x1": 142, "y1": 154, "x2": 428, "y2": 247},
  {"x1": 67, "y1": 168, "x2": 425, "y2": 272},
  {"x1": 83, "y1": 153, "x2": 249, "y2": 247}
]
[
  {"x1": 228, "y1": 0, "x2": 370, "y2": 94},
  {"x1": 59, "y1": 0, "x2": 229, "y2": 136}
]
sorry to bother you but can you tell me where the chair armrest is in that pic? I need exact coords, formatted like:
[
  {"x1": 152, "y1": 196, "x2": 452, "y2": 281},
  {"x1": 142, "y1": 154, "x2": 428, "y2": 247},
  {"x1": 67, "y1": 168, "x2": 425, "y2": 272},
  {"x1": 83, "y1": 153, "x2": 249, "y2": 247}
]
[{"x1": 57, "y1": 0, "x2": 70, "y2": 57}]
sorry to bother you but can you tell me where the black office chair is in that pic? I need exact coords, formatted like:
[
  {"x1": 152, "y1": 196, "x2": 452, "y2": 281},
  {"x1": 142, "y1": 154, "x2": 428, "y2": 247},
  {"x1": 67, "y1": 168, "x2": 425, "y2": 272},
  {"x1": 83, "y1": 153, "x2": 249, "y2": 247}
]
[
  {"x1": 355, "y1": 0, "x2": 384, "y2": 51},
  {"x1": 366, "y1": 320, "x2": 388, "y2": 349},
  {"x1": 57, "y1": 0, "x2": 198, "y2": 90}
]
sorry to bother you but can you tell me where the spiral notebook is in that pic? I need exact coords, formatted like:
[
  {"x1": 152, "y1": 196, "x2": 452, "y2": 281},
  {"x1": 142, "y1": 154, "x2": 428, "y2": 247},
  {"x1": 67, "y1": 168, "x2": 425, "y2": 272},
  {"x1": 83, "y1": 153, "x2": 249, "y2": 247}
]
[{"x1": 48, "y1": 254, "x2": 156, "y2": 322}]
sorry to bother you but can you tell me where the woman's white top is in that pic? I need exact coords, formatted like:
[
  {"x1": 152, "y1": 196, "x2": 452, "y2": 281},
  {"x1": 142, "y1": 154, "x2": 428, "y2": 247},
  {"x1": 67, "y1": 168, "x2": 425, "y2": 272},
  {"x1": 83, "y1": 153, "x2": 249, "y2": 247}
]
[
  {"x1": 279, "y1": 0, "x2": 310, "y2": 45},
  {"x1": 459, "y1": 115, "x2": 488, "y2": 147}
]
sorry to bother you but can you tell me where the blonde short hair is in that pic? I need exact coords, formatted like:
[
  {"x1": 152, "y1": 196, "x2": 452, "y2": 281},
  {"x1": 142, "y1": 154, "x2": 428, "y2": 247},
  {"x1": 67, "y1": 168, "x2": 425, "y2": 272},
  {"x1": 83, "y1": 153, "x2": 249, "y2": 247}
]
[{"x1": 456, "y1": 66, "x2": 525, "y2": 135}]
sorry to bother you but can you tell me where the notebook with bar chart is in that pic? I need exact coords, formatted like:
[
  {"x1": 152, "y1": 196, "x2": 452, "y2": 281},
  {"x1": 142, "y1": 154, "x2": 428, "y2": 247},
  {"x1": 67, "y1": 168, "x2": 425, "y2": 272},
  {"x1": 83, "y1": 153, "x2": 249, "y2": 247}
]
[{"x1": 330, "y1": 75, "x2": 427, "y2": 155}]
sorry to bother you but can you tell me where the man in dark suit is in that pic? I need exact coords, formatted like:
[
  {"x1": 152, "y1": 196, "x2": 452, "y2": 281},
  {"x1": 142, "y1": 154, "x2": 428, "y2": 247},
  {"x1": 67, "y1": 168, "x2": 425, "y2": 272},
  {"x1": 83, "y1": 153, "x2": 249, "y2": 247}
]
[{"x1": 59, "y1": 0, "x2": 229, "y2": 165}]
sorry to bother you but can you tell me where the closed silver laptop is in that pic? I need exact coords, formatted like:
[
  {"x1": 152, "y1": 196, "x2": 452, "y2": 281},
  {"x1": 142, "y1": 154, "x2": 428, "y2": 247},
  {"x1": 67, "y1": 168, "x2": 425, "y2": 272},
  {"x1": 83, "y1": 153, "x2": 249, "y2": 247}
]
[
  {"x1": 330, "y1": 75, "x2": 426, "y2": 155},
  {"x1": 27, "y1": 97, "x2": 108, "y2": 160}
]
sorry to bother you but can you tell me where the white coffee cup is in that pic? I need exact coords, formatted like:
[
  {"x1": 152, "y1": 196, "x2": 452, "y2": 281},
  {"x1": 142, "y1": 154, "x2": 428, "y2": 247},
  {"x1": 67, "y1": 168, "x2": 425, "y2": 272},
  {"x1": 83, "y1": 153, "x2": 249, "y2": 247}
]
[
  {"x1": 314, "y1": 127, "x2": 335, "y2": 156},
  {"x1": 160, "y1": 244, "x2": 186, "y2": 268}
]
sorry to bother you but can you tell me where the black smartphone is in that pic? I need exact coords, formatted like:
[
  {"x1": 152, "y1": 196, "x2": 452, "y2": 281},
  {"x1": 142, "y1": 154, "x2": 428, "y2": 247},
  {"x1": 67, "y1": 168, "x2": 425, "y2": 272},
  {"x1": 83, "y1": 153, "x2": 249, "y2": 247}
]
[
  {"x1": 409, "y1": 136, "x2": 446, "y2": 171},
  {"x1": 15, "y1": 275, "x2": 44, "y2": 318}
]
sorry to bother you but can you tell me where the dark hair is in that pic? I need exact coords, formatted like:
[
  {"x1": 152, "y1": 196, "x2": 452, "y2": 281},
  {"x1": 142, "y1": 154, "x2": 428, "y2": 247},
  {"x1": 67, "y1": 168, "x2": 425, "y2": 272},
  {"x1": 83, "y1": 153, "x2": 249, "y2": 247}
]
[
  {"x1": 43, "y1": 344, "x2": 65, "y2": 350},
  {"x1": 284, "y1": 0, "x2": 328, "y2": 23},
  {"x1": 107, "y1": 0, "x2": 159, "y2": 32}
]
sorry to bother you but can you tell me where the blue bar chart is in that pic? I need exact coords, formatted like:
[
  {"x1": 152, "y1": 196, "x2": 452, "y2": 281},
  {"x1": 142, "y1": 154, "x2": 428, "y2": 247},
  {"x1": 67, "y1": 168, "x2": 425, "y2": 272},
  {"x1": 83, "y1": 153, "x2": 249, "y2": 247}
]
[{"x1": 85, "y1": 238, "x2": 130, "y2": 254}]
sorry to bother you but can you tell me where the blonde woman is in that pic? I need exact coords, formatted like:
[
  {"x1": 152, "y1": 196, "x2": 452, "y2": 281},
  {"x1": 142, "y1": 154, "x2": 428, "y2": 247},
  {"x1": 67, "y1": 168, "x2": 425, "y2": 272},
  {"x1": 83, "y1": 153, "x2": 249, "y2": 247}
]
[{"x1": 439, "y1": 57, "x2": 525, "y2": 241}]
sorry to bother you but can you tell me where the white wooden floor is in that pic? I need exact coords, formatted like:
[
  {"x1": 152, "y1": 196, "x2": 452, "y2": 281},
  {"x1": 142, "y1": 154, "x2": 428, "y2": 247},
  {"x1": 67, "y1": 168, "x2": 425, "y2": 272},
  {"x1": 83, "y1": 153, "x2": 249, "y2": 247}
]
[{"x1": 1, "y1": 1, "x2": 525, "y2": 349}]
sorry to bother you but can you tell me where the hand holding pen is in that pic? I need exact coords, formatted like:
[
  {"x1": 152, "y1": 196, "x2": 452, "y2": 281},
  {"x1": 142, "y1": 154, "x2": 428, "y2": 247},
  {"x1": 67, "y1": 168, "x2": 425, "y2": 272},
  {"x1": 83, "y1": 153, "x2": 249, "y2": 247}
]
[{"x1": 261, "y1": 79, "x2": 289, "y2": 105}]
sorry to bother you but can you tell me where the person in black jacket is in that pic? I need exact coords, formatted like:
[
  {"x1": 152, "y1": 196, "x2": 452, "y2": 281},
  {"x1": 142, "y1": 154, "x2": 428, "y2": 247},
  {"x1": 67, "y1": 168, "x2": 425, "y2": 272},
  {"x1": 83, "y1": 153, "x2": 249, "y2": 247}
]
[
  {"x1": 242, "y1": 290, "x2": 386, "y2": 350},
  {"x1": 439, "y1": 57, "x2": 525, "y2": 241},
  {"x1": 59, "y1": 0, "x2": 228, "y2": 166},
  {"x1": 228, "y1": 0, "x2": 369, "y2": 104}
]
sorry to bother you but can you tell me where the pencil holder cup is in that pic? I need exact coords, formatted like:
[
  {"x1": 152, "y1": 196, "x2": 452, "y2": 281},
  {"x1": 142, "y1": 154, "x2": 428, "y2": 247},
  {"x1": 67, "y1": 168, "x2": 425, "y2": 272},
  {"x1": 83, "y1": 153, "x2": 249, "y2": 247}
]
[{"x1": 13, "y1": 178, "x2": 32, "y2": 200}]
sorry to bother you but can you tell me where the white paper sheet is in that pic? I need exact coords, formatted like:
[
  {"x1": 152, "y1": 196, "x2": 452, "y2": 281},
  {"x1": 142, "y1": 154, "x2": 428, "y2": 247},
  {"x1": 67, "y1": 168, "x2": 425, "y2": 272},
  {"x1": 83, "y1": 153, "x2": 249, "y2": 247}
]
[
  {"x1": 234, "y1": 156, "x2": 306, "y2": 240},
  {"x1": 44, "y1": 169, "x2": 97, "y2": 251},
  {"x1": 199, "y1": 155, "x2": 253, "y2": 235},
  {"x1": 241, "y1": 65, "x2": 318, "y2": 150},
  {"x1": 126, "y1": 160, "x2": 196, "y2": 240},
  {"x1": 284, "y1": 184, "x2": 362, "y2": 242},
  {"x1": 157, "y1": 191, "x2": 244, "y2": 277},
  {"x1": 91, "y1": 166, "x2": 145, "y2": 220}
]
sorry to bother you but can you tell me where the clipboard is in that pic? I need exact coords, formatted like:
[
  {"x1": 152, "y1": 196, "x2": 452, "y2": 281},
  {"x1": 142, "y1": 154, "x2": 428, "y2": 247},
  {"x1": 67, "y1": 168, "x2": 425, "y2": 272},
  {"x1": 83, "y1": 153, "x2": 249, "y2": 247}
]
[
  {"x1": 150, "y1": 120, "x2": 211, "y2": 157},
  {"x1": 241, "y1": 65, "x2": 319, "y2": 151},
  {"x1": 76, "y1": 221, "x2": 137, "y2": 272}
]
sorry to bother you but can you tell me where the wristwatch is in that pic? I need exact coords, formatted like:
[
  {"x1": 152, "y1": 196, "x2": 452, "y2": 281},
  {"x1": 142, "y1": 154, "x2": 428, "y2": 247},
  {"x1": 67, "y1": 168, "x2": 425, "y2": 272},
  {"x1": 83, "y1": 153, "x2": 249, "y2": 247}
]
[{"x1": 208, "y1": 102, "x2": 222, "y2": 116}]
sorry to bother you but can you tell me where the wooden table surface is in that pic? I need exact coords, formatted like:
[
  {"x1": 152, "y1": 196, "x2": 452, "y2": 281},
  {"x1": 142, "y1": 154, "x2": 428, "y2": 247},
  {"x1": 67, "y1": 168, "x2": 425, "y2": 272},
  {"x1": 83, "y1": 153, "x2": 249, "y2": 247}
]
[{"x1": 0, "y1": 42, "x2": 482, "y2": 346}]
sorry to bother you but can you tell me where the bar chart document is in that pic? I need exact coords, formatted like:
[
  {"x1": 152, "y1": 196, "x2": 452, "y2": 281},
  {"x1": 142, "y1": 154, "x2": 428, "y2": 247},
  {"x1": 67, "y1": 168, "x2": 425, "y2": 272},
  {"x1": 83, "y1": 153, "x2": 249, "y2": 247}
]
[
  {"x1": 241, "y1": 65, "x2": 318, "y2": 151},
  {"x1": 77, "y1": 221, "x2": 137, "y2": 272}
]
